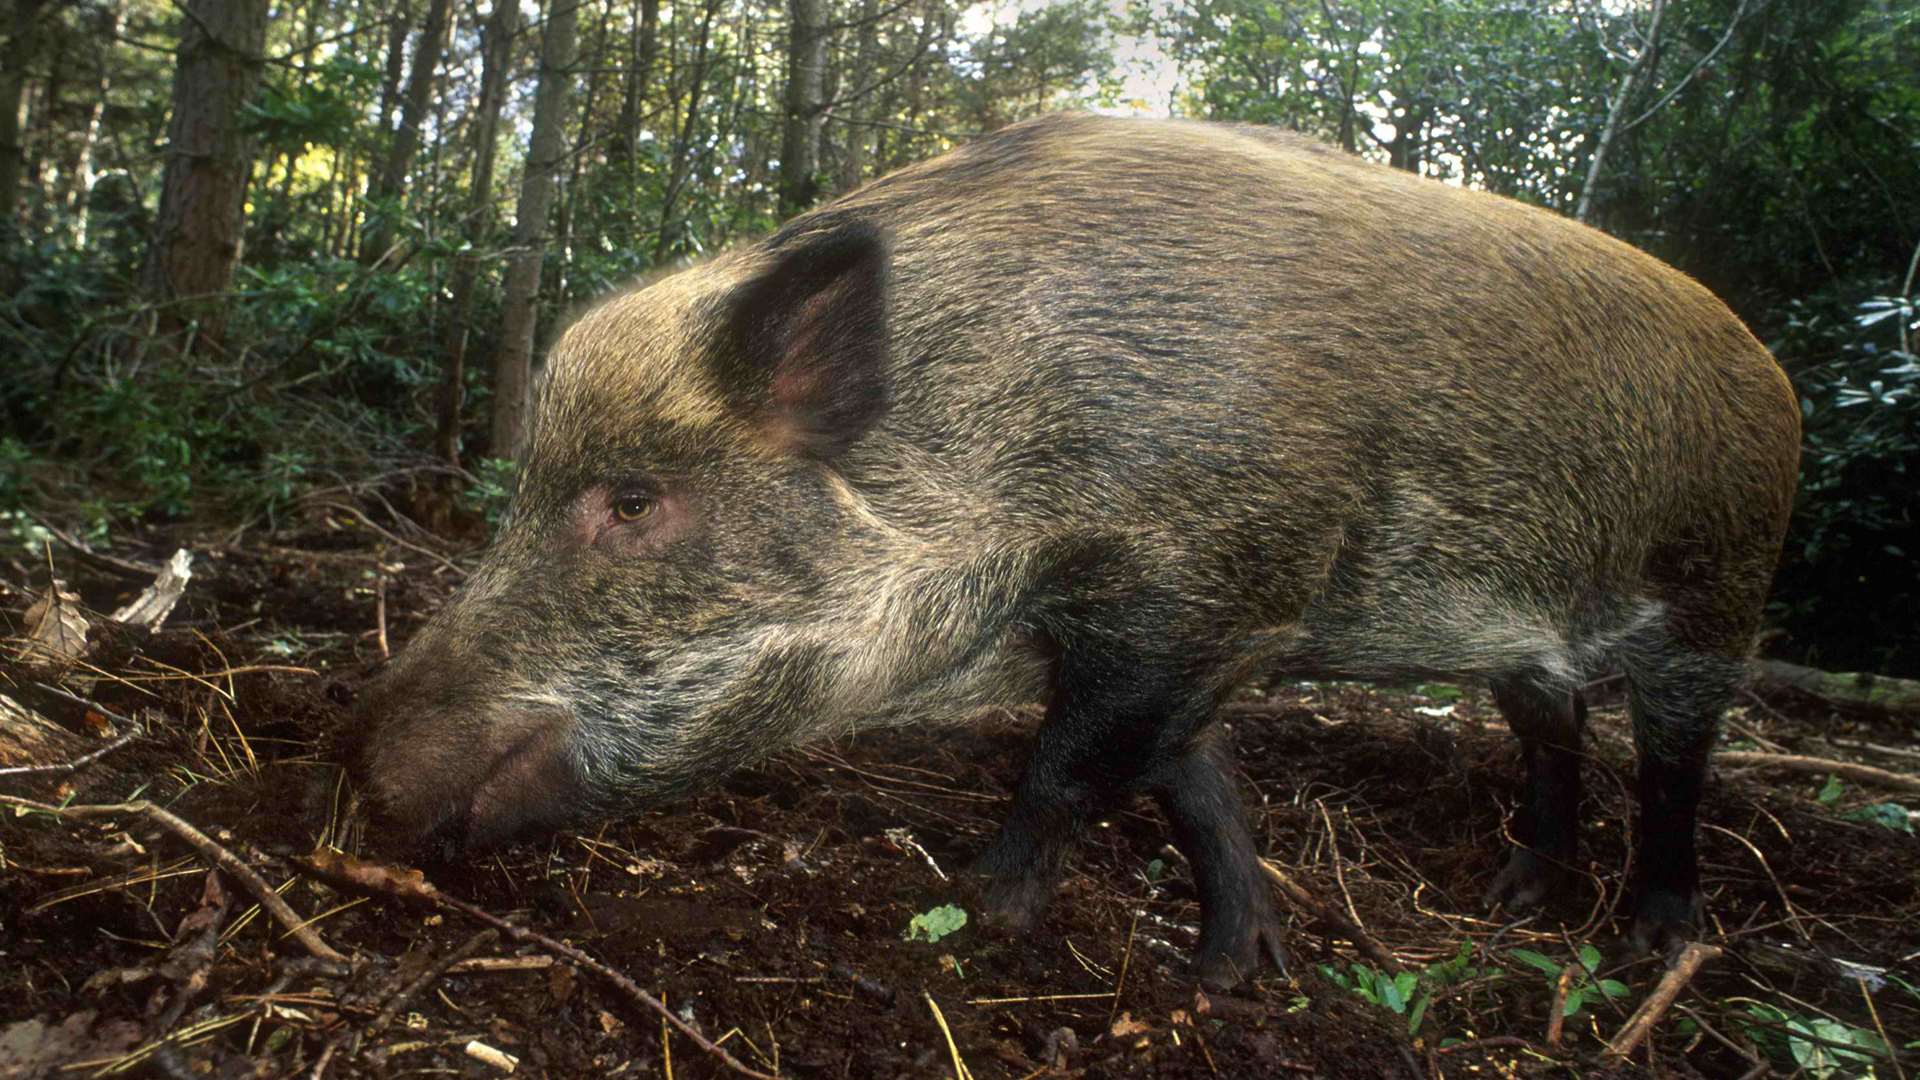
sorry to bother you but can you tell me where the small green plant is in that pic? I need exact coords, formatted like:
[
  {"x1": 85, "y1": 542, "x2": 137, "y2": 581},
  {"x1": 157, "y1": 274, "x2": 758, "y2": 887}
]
[
  {"x1": 1817, "y1": 776, "x2": 1915, "y2": 833},
  {"x1": 462, "y1": 457, "x2": 519, "y2": 530},
  {"x1": 1739, "y1": 1001, "x2": 1889, "y2": 1078},
  {"x1": 1818, "y1": 775, "x2": 1846, "y2": 806},
  {"x1": 904, "y1": 904, "x2": 968, "y2": 944},
  {"x1": 1509, "y1": 944, "x2": 1630, "y2": 1019},
  {"x1": 1842, "y1": 801, "x2": 1915, "y2": 834},
  {"x1": 1319, "y1": 941, "x2": 1500, "y2": 1036}
]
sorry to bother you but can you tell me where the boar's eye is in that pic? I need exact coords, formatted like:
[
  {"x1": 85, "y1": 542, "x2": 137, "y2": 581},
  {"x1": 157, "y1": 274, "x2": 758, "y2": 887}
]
[{"x1": 612, "y1": 493, "x2": 656, "y2": 522}]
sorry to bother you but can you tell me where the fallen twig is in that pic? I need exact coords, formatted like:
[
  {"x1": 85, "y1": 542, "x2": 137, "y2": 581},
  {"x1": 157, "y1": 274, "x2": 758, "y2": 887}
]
[
  {"x1": 301, "y1": 850, "x2": 776, "y2": 1079},
  {"x1": 1715, "y1": 751, "x2": 1920, "y2": 795},
  {"x1": 0, "y1": 794, "x2": 346, "y2": 963},
  {"x1": 313, "y1": 929, "x2": 500, "y2": 1078},
  {"x1": 1258, "y1": 858, "x2": 1402, "y2": 973},
  {"x1": 1545, "y1": 963, "x2": 1579, "y2": 1048},
  {"x1": 1603, "y1": 942, "x2": 1722, "y2": 1061},
  {"x1": 0, "y1": 730, "x2": 139, "y2": 777},
  {"x1": 1435, "y1": 1035, "x2": 1541, "y2": 1056}
]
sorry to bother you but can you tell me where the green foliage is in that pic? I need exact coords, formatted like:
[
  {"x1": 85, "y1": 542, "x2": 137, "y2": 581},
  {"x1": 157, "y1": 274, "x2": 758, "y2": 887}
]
[
  {"x1": 1509, "y1": 944, "x2": 1630, "y2": 1020},
  {"x1": 1738, "y1": 1001, "x2": 1889, "y2": 1078},
  {"x1": 1772, "y1": 278, "x2": 1920, "y2": 672},
  {"x1": 1841, "y1": 802, "x2": 1915, "y2": 834},
  {"x1": 244, "y1": 55, "x2": 379, "y2": 154},
  {"x1": 903, "y1": 904, "x2": 968, "y2": 944},
  {"x1": 1319, "y1": 941, "x2": 1500, "y2": 1036},
  {"x1": 462, "y1": 458, "x2": 519, "y2": 531}
]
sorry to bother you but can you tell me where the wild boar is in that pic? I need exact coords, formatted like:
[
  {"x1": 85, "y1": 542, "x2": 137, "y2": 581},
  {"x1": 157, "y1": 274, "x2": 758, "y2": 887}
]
[{"x1": 358, "y1": 113, "x2": 1801, "y2": 989}]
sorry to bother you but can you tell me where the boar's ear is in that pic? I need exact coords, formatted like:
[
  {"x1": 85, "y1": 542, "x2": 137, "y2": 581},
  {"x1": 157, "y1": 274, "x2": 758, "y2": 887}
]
[{"x1": 718, "y1": 220, "x2": 890, "y2": 459}]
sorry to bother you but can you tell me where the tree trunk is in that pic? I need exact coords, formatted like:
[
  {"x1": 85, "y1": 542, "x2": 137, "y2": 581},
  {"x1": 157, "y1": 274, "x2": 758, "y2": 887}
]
[
  {"x1": 652, "y1": 0, "x2": 718, "y2": 262},
  {"x1": 139, "y1": 0, "x2": 269, "y2": 349},
  {"x1": 374, "y1": 0, "x2": 412, "y2": 137},
  {"x1": 363, "y1": 0, "x2": 455, "y2": 262},
  {"x1": 554, "y1": 0, "x2": 611, "y2": 298},
  {"x1": 1576, "y1": 0, "x2": 1665, "y2": 224},
  {"x1": 609, "y1": 0, "x2": 661, "y2": 173},
  {"x1": 490, "y1": 0, "x2": 579, "y2": 460},
  {"x1": 0, "y1": 0, "x2": 49, "y2": 241},
  {"x1": 777, "y1": 0, "x2": 827, "y2": 218},
  {"x1": 437, "y1": 0, "x2": 519, "y2": 467},
  {"x1": 832, "y1": 0, "x2": 880, "y2": 195},
  {"x1": 63, "y1": 0, "x2": 122, "y2": 247}
]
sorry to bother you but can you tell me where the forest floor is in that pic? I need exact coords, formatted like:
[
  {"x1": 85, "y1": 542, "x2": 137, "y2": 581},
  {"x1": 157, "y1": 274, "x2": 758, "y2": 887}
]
[{"x1": 2, "y1": 515, "x2": 1917, "y2": 1079}]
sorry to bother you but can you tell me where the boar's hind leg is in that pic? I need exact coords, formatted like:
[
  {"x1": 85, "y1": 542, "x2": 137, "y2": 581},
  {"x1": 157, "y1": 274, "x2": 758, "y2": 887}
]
[
  {"x1": 1148, "y1": 725, "x2": 1288, "y2": 990},
  {"x1": 1485, "y1": 679, "x2": 1588, "y2": 910},
  {"x1": 1621, "y1": 629, "x2": 1746, "y2": 952}
]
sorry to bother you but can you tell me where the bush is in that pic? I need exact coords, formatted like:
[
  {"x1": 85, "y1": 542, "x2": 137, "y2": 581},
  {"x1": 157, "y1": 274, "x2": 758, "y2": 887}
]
[{"x1": 1772, "y1": 276, "x2": 1920, "y2": 674}]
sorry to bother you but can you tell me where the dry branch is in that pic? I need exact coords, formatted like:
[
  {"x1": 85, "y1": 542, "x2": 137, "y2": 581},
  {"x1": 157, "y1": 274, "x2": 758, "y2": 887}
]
[
  {"x1": 0, "y1": 794, "x2": 347, "y2": 963},
  {"x1": 300, "y1": 850, "x2": 777, "y2": 1080},
  {"x1": 1715, "y1": 751, "x2": 1920, "y2": 795},
  {"x1": 1756, "y1": 660, "x2": 1920, "y2": 721},
  {"x1": 1258, "y1": 858, "x2": 1402, "y2": 973},
  {"x1": 1603, "y1": 942, "x2": 1722, "y2": 1061}
]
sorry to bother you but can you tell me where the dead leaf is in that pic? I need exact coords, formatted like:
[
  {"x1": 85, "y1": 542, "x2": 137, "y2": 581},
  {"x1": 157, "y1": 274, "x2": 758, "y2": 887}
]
[
  {"x1": 20, "y1": 583, "x2": 89, "y2": 666},
  {"x1": 1109, "y1": 1011, "x2": 1151, "y2": 1038}
]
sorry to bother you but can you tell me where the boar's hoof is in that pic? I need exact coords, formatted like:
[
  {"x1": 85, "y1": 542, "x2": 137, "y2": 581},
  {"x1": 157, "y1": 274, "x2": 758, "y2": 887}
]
[
  {"x1": 1193, "y1": 902, "x2": 1288, "y2": 992},
  {"x1": 1484, "y1": 847, "x2": 1573, "y2": 911},
  {"x1": 1629, "y1": 888, "x2": 1702, "y2": 955}
]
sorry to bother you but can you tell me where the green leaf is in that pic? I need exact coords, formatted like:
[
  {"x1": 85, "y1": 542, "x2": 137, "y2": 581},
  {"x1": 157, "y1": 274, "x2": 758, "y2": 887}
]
[
  {"x1": 1598, "y1": 979, "x2": 1631, "y2": 999},
  {"x1": 1841, "y1": 801, "x2": 1914, "y2": 833},
  {"x1": 1379, "y1": 975, "x2": 1406, "y2": 1013},
  {"x1": 1407, "y1": 993, "x2": 1429, "y2": 1036},
  {"x1": 1817, "y1": 774, "x2": 1845, "y2": 805},
  {"x1": 903, "y1": 904, "x2": 968, "y2": 944},
  {"x1": 1563, "y1": 988, "x2": 1587, "y2": 1017},
  {"x1": 1510, "y1": 949, "x2": 1562, "y2": 977},
  {"x1": 1577, "y1": 944, "x2": 1603, "y2": 971}
]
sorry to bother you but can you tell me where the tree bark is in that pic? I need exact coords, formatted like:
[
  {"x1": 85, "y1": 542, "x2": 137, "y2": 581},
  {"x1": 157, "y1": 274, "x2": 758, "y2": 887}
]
[
  {"x1": 490, "y1": 0, "x2": 579, "y2": 460},
  {"x1": 609, "y1": 0, "x2": 661, "y2": 173},
  {"x1": 438, "y1": 0, "x2": 519, "y2": 467},
  {"x1": 139, "y1": 0, "x2": 269, "y2": 349},
  {"x1": 0, "y1": 0, "x2": 49, "y2": 238},
  {"x1": 832, "y1": 0, "x2": 880, "y2": 195},
  {"x1": 1755, "y1": 660, "x2": 1920, "y2": 724},
  {"x1": 363, "y1": 0, "x2": 455, "y2": 262},
  {"x1": 652, "y1": 0, "x2": 718, "y2": 262},
  {"x1": 1576, "y1": 0, "x2": 1665, "y2": 224},
  {"x1": 777, "y1": 0, "x2": 827, "y2": 217}
]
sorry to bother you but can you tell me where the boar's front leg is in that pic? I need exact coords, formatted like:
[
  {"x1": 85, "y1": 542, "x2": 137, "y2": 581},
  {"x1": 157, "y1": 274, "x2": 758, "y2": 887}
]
[{"x1": 975, "y1": 583, "x2": 1284, "y2": 989}]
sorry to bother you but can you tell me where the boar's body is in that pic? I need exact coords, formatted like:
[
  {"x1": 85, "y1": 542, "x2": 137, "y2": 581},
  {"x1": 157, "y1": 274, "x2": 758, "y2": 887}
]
[{"x1": 361, "y1": 115, "x2": 1800, "y2": 988}]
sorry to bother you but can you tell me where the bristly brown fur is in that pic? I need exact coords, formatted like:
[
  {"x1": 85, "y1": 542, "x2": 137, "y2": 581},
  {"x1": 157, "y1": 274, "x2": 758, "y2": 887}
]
[{"x1": 358, "y1": 114, "x2": 1801, "y2": 987}]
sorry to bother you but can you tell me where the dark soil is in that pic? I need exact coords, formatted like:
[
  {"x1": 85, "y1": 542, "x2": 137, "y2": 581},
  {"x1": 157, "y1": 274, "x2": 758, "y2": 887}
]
[{"x1": 3, "y1": 525, "x2": 1917, "y2": 1078}]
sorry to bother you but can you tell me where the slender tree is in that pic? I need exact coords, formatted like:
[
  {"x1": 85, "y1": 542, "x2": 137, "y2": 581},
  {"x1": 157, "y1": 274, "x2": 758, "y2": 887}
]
[
  {"x1": 777, "y1": 0, "x2": 827, "y2": 217},
  {"x1": 139, "y1": 0, "x2": 269, "y2": 346},
  {"x1": 0, "y1": 0, "x2": 50, "y2": 234},
  {"x1": 491, "y1": 0, "x2": 580, "y2": 458},
  {"x1": 363, "y1": 0, "x2": 456, "y2": 262},
  {"x1": 608, "y1": 0, "x2": 661, "y2": 176},
  {"x1": 439, "y1": 0, "x2": 520, "y2": 466}
]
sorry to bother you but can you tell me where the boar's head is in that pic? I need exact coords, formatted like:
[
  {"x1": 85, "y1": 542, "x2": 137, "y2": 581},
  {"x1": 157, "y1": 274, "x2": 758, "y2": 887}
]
[{"x1": 357, "y1": 221, "x2": 892, "y2": 856}]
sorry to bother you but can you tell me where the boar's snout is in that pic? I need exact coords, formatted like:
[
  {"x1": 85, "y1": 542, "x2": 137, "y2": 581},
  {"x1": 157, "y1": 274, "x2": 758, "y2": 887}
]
[{"x1": 355, "y1": 654, "x2": 586, "y2": 858}]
